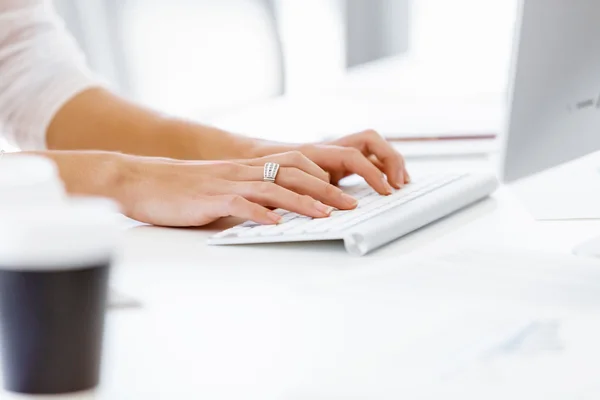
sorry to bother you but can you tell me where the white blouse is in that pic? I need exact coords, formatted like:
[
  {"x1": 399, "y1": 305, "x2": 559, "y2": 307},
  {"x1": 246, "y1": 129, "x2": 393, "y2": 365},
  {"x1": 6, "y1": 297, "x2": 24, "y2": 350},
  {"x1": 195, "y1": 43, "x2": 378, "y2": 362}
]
[{"x1": 0, "y1": 0, "x2": 99, "y2": 150}]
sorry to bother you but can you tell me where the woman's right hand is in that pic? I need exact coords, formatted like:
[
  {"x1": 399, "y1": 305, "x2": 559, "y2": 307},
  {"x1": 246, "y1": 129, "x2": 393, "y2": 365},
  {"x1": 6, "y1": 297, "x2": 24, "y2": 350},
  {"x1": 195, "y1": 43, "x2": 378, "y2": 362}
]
[{"x1": 115, "y1": 151, "x2": 358, "y2": 227}]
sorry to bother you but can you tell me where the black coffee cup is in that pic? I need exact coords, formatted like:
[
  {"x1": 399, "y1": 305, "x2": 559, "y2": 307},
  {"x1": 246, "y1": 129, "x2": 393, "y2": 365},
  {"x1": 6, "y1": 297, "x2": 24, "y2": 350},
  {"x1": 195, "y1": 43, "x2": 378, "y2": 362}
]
[{"x1": 0, "y1": 199, "x2": 119, "y2": 394}]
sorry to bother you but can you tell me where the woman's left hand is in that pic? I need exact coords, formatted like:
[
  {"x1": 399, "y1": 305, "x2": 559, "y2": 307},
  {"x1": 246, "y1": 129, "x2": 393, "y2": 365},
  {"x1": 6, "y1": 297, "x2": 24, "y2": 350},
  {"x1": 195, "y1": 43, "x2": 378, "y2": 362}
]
[{"x1": 255, "y1": 130, "x2": 410, "y2": 195}]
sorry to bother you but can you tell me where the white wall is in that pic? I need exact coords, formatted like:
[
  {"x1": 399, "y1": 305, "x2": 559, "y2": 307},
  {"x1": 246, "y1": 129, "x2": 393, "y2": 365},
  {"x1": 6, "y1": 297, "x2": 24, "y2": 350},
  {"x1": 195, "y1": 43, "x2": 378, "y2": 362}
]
[
  {"x1": 119, "y1": 0, "x2": 282, "y2": 118},
  {"x1": 275, "y1": 0, "x2": 347, "y2": 95},
  {"x1": 410, "y1": 0, "x2": 519, "y2": 91}
]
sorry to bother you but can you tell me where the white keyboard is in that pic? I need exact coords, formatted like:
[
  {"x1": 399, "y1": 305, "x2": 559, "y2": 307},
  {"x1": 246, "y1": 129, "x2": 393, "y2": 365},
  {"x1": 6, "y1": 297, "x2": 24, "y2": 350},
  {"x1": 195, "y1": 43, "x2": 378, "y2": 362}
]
[{"x1": 208, "y1": 173, "x2": 498, "y2": 256}]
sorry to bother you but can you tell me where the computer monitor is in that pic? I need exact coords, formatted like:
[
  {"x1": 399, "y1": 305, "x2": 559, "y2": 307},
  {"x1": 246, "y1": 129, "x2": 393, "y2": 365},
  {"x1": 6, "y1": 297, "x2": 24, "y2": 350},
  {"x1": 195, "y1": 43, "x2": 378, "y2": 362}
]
[
  {"x1": 500, "y1": 0, "x2": 600, "y2": 257},
  {"x1": 500, "y1": 0, "x2": 600, "y2": 183}
]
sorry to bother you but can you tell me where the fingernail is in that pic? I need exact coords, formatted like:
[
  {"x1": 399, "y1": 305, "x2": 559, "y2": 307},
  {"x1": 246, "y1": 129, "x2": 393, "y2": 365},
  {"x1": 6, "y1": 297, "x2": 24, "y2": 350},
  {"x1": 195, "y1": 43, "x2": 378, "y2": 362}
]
[
  {"x1": 382, "y1": 176, "x2": 393, "y2": 195},
  {"x1": 267, "y1": 211, "x2": 282, "y2": 224},
  {"x1": 395, "y1": 175, "x2": 405, "y2": 188},
  {"x1": 406, "y1": 173, "x2": 411, "y2": 183},
  {"x1": 341, "y1": 193, "x2": 358, "y2": 207},
  {"x1": 314, "y1": 201, "x2": 334, "y2": 216}
]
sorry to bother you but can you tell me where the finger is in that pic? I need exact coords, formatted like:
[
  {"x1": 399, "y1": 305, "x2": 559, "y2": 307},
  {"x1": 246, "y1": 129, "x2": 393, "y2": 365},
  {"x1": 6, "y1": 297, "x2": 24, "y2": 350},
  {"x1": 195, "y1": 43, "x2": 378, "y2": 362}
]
[
  {"x1": 233, "y1": 182, "x2": 335, "y2": 218},
  {"x1": 211, "y1": 195, "x2": 282, "y2": 225},
  {"x1": 359, "y1": 130, "x2": 408, "y2": 188},
  {"x1": 368, "y1": 154, "x2": 385, "y2": 171},
  {"x1": 367, "y1": 155, "x2": 410, "y2": 184},
  {"x1": 232, "y1": 166, "x2": 357, "y2": 209},
  {"x1": 236, "y1": 151, "x2": 330, "y2": 183},
  {"x1": 338, "y1": 148, "x2": 394, "y2": 195},
  {"x1": 279, "y1": 167, "x2": 358, "y2": 210}
]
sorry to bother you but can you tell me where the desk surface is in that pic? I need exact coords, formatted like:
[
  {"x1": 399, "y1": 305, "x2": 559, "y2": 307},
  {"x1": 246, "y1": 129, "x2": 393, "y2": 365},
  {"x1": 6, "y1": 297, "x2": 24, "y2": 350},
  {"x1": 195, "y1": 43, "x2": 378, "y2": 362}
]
[{"x1": 5, "y1": 156, "x2": 600, "y2": 399}]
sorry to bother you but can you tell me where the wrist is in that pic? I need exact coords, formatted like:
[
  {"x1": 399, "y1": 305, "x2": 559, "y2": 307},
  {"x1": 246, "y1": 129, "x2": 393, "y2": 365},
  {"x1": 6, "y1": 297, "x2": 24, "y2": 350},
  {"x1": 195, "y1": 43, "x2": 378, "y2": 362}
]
[
  {"x1": 44, "y1": 151, "x2": 128, "y2": 202},
  {"x1": 101, "y1": 153, "x2": 136, "y2": 204},
  {"x1": 158, "y1": 117, "x2": 264, "y2": 160}
]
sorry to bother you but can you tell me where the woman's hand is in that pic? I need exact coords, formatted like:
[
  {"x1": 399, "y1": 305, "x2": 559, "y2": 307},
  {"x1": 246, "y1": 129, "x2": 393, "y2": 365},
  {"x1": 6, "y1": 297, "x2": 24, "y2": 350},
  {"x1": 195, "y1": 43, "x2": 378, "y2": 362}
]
[
  {"x1": 253, "y1": 130, "x2": 410, "y2": 195},
  {"x1": 115, "y1": 151, "x2": 358, "y2": 227}
]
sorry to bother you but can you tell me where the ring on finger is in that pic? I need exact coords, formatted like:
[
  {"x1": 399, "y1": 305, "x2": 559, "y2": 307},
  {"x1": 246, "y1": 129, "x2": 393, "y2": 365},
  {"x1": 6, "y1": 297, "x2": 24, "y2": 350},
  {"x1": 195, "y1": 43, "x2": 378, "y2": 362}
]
[{"x1": 263, "y1": 162, "x2": 281, "y2": 183}]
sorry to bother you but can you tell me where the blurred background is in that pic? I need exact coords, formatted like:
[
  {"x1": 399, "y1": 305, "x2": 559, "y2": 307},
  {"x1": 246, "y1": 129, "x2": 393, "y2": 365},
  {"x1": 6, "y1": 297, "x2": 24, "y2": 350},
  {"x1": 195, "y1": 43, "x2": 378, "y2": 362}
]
[{"x1": 51, "y1": 0, "x2": 518, "y2": 147}]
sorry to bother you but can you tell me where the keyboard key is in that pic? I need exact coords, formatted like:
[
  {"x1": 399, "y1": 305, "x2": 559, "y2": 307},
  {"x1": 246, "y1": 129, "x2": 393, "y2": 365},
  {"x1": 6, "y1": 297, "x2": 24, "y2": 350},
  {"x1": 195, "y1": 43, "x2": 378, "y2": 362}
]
[
  {"x1": 260, "y1": 217, "x2": 312, "y2": 235},
  {"x1": 330, "y1": 210, "x2": 352, "y2": 218},
  {"x1": 280, "y1": 212, "x2": 298, "y2": 222},
  {"x1": 357, "y1": 196, "x2": 380, "y2": 208},
  {"x1": 238, "y1": 225, "x2": 276, "y2": 237},
  {"x1": 212, "y1": 227, "x2": 250, "y2": 238},
  {"x1": 240, "y1": 221, "x2": 261, "y2": 228}
]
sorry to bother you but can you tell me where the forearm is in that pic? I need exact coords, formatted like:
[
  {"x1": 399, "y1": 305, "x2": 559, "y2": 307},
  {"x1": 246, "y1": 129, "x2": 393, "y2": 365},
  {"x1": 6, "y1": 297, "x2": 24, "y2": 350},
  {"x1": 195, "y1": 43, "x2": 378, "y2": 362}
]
[
  {"x1": 6, "y1": 150, "x2": 124, "y2": 200},
  {"x1": 47, "y1": 88, "x2": 260, "y2": 160}
]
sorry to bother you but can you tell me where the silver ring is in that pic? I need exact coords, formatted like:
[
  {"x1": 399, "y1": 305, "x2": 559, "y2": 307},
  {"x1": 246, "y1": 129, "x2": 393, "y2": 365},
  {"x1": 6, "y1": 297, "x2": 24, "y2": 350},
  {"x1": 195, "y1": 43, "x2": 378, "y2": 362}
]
[{"x1": 263, "y1": 162, "x2": 280, "y2": 183}]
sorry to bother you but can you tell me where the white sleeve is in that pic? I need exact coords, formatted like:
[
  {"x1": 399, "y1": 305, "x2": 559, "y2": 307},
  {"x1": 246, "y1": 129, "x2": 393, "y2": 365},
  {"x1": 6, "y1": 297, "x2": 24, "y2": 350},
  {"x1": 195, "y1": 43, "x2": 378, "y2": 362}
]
[{"x1": 0, "y1": 0, "x2": 102, "y2": 150}]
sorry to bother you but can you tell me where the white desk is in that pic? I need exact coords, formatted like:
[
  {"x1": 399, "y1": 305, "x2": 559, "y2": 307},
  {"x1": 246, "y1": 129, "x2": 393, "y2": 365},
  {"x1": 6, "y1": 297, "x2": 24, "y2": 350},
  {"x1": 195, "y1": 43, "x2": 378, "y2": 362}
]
[{"x1": 6, "y1": 155, "x2": 600, "y2": 399}]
